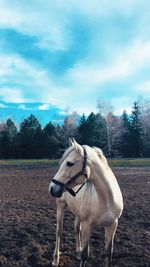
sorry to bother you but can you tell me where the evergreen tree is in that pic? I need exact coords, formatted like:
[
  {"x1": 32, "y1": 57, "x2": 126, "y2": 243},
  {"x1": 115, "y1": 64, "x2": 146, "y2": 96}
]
[
  {"x1": 130, "y1": 102, "x2": 143, "y2": 157},
  {"x1": 18, "y1": 115, "x2": 42, "y2": 158},
  {"x1": 78, "y1": 114, "x2": 87, "y2": 144},
  {"x1": 42, "y1": 122, "x2": 59, "y2": 158},
  {"x1": 95, "y1": 113, "x2": 107, "y2": 149},
  {"x1": 120, "y1": 103, "x2": 143, "y2": 157},
  {"x1": 0, "y1": 99, "x2": 146, "y2": 159},
  {"x1": 0, "y1": 119, "x2": 17, "y2": 158},
  {"x1": 122, "y1": 110, "x2": 129, "y2": 128},
  {"x1": 139, "y1": 97, "x2": 150, "y2": 156},
  {"x1": 78, "y1": 112, "x2": 107, "y2": 148},
  {"x1": 55, "y1": 125, "x2": 67, "y2": 157},
  {"x1": 119, "y1": 110, "x2": 131, "y2": 157},
  {"x1": 85, "y1": 112, "x2": 97, "y2": 146},
  {"x1": 78, "y1": 113, "x2": 95, "y2": 145}
]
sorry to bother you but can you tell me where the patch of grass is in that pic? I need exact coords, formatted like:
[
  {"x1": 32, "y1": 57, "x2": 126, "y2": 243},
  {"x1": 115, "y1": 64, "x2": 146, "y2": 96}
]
[
  {"x1": 108, "y1": 158, "x2": 150, "y2": 167},
  {"x1": 0, "y1": 158, "x2": 150, "y2": 167},
  {"x1": 0, "y1": 159, "x2": 59, "y2": 167}
]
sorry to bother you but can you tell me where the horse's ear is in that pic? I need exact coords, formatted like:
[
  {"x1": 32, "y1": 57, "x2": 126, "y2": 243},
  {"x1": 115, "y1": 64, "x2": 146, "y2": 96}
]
[
  {"x1": 72, "y1": 138, "x2": 82, "y2": 152},
  {"x1": 72, "y1": 138, "x2": 77, "y2": 148},
  {"x1": 69, "y1": 138, "x2": 74, "y2": 147}
]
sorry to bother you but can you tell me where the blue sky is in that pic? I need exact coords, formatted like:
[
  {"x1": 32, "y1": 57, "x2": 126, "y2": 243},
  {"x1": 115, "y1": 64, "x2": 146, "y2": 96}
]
[{"x1": 0, "y1": 0, "x2": 150, "y2": 125}]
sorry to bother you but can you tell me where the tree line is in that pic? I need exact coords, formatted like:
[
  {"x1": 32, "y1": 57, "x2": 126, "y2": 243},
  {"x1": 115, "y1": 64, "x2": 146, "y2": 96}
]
[{"x1": 0, "y1": 99, "x2": 150, "y2": 159}]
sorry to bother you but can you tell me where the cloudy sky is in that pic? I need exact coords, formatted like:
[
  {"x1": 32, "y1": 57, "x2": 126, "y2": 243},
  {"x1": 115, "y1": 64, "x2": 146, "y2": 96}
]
[{"x1": 0, "y1": 0, "x2": 150, "y2": 125}]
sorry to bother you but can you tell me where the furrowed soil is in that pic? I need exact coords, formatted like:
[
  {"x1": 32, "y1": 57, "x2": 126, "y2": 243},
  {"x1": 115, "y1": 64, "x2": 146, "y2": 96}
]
[{"x1": 0, "y1": 164, "x2": 150, "y2": 267}]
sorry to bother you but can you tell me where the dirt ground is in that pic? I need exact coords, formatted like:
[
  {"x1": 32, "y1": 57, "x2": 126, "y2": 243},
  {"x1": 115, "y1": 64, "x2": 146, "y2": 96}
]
[{"x1": 0, "y1": 164, "x2": 150, "y2": 267}]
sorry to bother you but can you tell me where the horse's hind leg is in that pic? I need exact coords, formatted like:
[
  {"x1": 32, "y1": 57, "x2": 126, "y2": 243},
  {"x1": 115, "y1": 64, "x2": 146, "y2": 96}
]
[
  {"x1": 104, "y1": 219, "x2": 118, "y2": 267},
  {"x1": 74, "y1": 216, "x2": 81, "y2": 259},
  {"x1": 52, "y1": 198, "x2": 66, "y2": 266}
]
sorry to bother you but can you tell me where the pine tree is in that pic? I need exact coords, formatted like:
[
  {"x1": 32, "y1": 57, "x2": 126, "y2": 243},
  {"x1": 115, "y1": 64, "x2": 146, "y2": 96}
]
[
  {"x1": 120, "y1": 110, "x2": 131, "y2": 157},
  {"x1": 120, "y1": 103, "x2": 143, "y2": 157},
  {"x1": 18, "y1": 115, "x2": 42, "y2": 158},
  {"x1": 95, "y1": 113, "x2": 107, "y2": 149},
  {"x1": 139, "y1": 97, "x2": 150, "y2": 156},
  {"x1": 42, "y1": 122, "x2": 59, "y2": 158},
  {"x1": 78, "y1": 112, "x2": 107, "y2": 148},
  {"x1": 0, "y1": 119, "x2": 17, "y2": 158},
  {"x1": 130, "y1": 102, "x2": 143, "y2": 157},
  {"x1": 78, "y1": 114, "x2": 88, "y2": 144}
]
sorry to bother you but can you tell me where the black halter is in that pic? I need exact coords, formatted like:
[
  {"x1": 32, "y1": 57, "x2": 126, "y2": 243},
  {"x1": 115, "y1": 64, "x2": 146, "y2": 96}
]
[{"x1": 52, "y1": 147, "x2": 88, "y2": 197}]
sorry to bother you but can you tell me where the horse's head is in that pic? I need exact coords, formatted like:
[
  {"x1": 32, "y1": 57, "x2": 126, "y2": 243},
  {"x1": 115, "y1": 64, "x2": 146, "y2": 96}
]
[{"x1": 49, "y1": 139, "x2": 90, "y2": 198}]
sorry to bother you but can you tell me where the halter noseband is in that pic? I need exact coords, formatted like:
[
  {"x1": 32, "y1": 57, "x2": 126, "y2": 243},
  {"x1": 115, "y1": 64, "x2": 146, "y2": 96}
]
[{"x1": 52, "y1": 147, "x2": 88, "y2": 197}]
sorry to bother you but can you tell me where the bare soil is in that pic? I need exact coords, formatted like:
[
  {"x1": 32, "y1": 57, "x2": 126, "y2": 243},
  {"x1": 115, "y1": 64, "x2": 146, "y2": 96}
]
[{"x1": 0, "y1": 164, "x2": 150, "y2": 267}]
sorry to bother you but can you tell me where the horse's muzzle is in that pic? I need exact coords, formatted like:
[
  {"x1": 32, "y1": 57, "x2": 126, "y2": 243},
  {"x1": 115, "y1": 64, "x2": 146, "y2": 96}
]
[{"x1": 49, "y1": 181, "x2": 64, "y2": 198}]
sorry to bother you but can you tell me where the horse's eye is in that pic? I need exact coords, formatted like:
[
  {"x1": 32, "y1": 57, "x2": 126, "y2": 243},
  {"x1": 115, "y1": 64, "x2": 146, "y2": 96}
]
[{"x1": 67, "y1": 161, "x2": 74, "y2": 167}]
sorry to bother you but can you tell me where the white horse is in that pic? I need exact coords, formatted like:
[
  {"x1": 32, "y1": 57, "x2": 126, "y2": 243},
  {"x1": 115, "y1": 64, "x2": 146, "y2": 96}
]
[{"x1": 49, "y1": 139, "x2": 123, "y2": 267}]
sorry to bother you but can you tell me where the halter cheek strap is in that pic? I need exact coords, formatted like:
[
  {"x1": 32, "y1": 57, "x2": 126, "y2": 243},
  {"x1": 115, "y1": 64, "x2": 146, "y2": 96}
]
[{"x1": 52, "y1": 147, "x2": 88, "y2": 197}]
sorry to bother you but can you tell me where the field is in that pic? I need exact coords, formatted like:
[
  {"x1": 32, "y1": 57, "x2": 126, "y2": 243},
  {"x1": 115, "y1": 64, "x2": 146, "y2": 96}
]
[{"x1": 0, "y1": 161, "x2": 150, "y2": 267}]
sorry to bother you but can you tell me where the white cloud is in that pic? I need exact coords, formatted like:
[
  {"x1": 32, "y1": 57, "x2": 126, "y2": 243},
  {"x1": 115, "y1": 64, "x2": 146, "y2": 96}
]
[
  {"x1": 0, "y1": 1, "x2": 71, "y2": 51},
  {"x1": 0, "y1": 53, "x2": 72, "y2": 108},
  {"x1": 136, "y1": 80, "x2": 150, "y2": 93},
  {"x1": 17, "y1": 104, "x2": 26, "y2": 110},
  {"x1": 0, "y1": 0, "x2": 149, "y2": 52},
  {"x1": 0, "y1": 36, "x2": 150, "y2": 115},
  {"x1": 0, "y1": 103, "x2": 8, "y2": 108},
  {"x1": 0, "y1": 0, "x2": 150, "y2": 117},
  {"x1": 67, "y1": 39, "x2": 150, "y2": 86},
  {"x1": 0, "y1": 2, "x2": 23, "y2": 28},
  {"x1": 17, "y1": 104, "x2": 34, "y2": 110},
  {"x1": 38, "y1": 104, "x2": 50, "y2": 110},
  {"x1": 0, "y1": 88, "x2": 25, "y2": 103}
]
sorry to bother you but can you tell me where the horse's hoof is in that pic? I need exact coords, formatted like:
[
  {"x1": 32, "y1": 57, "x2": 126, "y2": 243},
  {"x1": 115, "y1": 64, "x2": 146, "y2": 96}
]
[
  {"x1": 76, "y1": 252, "x2": 81, "y2": 260},
  {"x1": 52, "y1": 261, "x2": 59, "y2": 267}
]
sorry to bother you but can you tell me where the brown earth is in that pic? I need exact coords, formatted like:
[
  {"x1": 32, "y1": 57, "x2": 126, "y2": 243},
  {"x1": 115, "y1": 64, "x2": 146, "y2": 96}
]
[{"x1": 0, "y1": 164, "x2": 150, "y2": 267}]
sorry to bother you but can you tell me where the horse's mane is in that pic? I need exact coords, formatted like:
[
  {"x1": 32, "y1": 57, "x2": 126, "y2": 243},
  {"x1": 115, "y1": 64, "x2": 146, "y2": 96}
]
[{"x1": 92, "y1": 147, "x2": 109, "y2": 168}]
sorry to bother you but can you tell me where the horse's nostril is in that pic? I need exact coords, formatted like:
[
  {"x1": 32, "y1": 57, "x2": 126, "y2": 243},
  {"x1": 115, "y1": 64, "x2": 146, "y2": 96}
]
[{"x1": 50, "y1": 187, "x2": 53, "y2": 193}]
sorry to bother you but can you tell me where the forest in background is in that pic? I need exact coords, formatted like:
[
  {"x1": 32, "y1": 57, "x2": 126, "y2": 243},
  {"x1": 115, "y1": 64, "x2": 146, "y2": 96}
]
[{"x1": 0, "y1": 98, "x2": 150, "y2": 159}]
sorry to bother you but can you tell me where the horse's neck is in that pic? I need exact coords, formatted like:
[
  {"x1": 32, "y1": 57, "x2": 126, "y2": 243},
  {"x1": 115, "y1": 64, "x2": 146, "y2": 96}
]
[{"x1": 90, "y1": 160, "x2": 118, "y2": 204}]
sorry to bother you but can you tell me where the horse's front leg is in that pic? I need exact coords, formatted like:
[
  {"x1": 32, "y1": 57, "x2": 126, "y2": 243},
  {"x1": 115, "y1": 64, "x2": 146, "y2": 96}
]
[
  {"x1": 52, "y1": 198, "x2": 66, "y2": 267},
  {"x1": 74, "y1": 216, "x2": 81, "y2": 259},
  {"x1": 80, "y1": 221, "x2": 91, "y2": 267},
  {"x1": 104, "y1": 219, "x2": 118, "y2": 267}
]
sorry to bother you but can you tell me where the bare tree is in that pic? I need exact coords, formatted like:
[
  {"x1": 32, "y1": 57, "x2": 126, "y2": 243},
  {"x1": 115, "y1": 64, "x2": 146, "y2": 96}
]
[
  {"x1": 107, "y1": 112, "x2": 122, "y2": 157},
  {"x1": 62, "y1": 110, "x2": 80, "y2": 147},
  {"x1": 97, "y1": 98, "x2": 114, "y2": 157}
]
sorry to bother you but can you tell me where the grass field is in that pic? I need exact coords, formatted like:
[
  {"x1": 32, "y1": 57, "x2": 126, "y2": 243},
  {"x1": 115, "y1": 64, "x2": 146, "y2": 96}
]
[
  {"x1": 0, "y1": 158, "x2": 150, "y2": 167},
  {"x1": 0, "y1": 159, "x2": 58, "y2": 167},
  {"x1": 109, "y1": 158, "x2": 150, "y2": 167}
]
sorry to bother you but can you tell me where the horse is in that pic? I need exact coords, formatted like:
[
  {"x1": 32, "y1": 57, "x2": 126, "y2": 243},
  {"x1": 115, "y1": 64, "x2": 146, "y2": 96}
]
[{"x1": 49, "y1": 138, "x2": 123, "y2": 267}]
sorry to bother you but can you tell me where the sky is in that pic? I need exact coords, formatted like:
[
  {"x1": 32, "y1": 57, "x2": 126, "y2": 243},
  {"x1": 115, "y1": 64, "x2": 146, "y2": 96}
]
[{"x1": 0, "y1": 0, "x2": 150, "y2": 126}]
